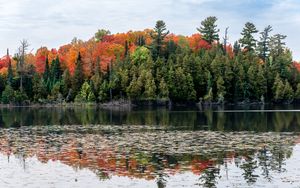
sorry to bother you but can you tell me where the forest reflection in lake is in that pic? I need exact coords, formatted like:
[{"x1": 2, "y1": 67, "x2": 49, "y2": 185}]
[
  {"x1": 1, "y1": 106, "x2": 300, "y2": 187},
  {"x1": 1, "y1": 105, "x2": 300, "y2": 132}
]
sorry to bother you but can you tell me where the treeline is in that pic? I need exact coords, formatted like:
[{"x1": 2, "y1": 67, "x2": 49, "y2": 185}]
[{"x1": 1, "y1": 17, "x2": 300, "y2": 105}]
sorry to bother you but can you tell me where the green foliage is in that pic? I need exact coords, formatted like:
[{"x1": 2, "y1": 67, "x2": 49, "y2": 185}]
[
  {"x1": 216, "y1": 76, "x2": 225, "y2": 103},
  {"x1": 94, "y1": 29, "x2": 111, "y2": 42},
  {"x1": 99, "y1": 80, "x2": 110, "y2": 102},
  {"x1": 14, "y1": 89, "x2": 28, "y2": 104},
  {"x1": 0, "y1": 19, "x2": 299, "y2": 105},
  {"x1": 239, "y1": 22, "x2": 258, "y2": 52},
  {"x1": 197, "y1": 16, "x2": 220, "y2": 44},
  {"x1": 72, "y1": 53, "x2": 84, "y2": 98},
  {"x1": 61, "y1": 69, "x2": 72, "y2": 98},
  {"x1": 50, "y1": 57, "x2": 62, "y2": 86},
  {"x1": 32, "y1": 75, "x2": 47, "y2": 102},
  {"x1": 257, "y1": 25, "x2": 272, "y2": 61},
  {"x1": 158, "y1": 78, "x2": 169, "y2": 99},
  {"x1": 75, "y1": 81, "x2": 95, "y2": 103},
  {"x1": 131, "y1": 46, "x2": 152, "y2": 65},
  {"x1": 204, "y1": 87, "x2": 213, "y2": 103},
  {"x1": 2, "y1": 85, "x2": 15, "y2": 104},
  {"x1": 150, "y1": 20, "x2": 169, "y2": 60},
  {"x1": 144, "y1": 72, "x2": 156, "y2": 100},
  {"x1": 295, "y1": 83, "x2": 300, "y2": 100},
  {"x1": 269, "y1": 34, "x2": 287, "y2": 58}
]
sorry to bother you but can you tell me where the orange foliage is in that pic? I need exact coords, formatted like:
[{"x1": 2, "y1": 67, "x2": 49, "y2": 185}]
[
  {"x1": 0, "y1": 31, "x2": 240, "y2": 77},
  {"x1": 35, "y1": 47, "x2": 49, "y2": 73}
]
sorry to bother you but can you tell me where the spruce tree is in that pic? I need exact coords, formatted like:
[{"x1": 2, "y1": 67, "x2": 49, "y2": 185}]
[
  {"x1": 43, "y1": 57, "x2": 50, "y2": 81},
  {"x1": 72, "y1": 52, "x2": 84, "y2": 97}
]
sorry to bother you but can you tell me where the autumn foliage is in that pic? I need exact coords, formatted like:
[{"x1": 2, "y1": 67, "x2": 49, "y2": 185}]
[{"x1": 0, "y1": 30, "x2": 216, "y2": 76}]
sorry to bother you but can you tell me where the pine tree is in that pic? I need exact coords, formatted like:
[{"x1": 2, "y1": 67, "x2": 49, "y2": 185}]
[
  {"x1": 257, "y1": 25, "x2": 272, "y2": 62},
  {"x1": 239, "y1": 22, "x2": 258, "y2": 52},
  {"x1": 197, "y1": 16, "x2": 220, "y2": 44},
  {"x1": 269, "y1": 34, "x2": 287, "y2": 58},
  {"x1": 150, "y1": 20, "x2": 169, "y2": 60}
]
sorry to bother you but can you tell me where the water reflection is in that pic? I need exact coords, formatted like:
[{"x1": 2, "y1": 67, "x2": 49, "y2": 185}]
[
  {"x1": 0, "y1": 125, "x2": 299, "y2": 187},
  {"x1": 1, "y1": 106, "x2": 300, "y2": 132}
]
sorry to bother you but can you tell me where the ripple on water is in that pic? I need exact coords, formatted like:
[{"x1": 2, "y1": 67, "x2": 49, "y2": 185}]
[{"x1": 0, "y1": 125, "x2": 299, "y2": 187}]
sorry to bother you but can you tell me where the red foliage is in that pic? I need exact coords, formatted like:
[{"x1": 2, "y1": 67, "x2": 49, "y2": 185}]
[{"x1": 293, "y1": 61, "x2": 300, "y2": 72}]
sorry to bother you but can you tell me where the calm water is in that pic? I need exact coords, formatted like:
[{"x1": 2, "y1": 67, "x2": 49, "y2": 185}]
[{"x1": 0, "y1": 105, "x2": 300, "y2": 187}]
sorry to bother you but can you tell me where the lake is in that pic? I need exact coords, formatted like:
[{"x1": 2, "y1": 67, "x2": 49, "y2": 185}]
[{"x1": 0, "y1": 105, "x2": 300, "y2": 187}]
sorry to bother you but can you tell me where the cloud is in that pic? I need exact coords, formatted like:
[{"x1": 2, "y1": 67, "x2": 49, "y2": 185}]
[{"x1": 0, "y1": 0, "x2": 300, "y2": 59}]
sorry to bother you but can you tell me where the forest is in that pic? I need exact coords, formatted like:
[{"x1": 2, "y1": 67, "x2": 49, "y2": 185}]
[{"x1": 0, "y1": 16, "x2": 300, "y2": 105}]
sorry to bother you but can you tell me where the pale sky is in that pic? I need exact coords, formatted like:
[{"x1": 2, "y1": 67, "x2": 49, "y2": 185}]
[{"x1": 1, "y1": 0, "x2": 300, "y2": 59}]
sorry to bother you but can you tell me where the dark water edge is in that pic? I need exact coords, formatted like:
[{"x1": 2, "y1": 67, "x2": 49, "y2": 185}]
[{"x1": 1, "y1": 104, "x2": 300, "y2": 132}]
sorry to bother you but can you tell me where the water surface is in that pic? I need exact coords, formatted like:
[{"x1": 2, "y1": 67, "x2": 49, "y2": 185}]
[{"x1": 0, "y1": 105, "x2": 300, "y2": 187}]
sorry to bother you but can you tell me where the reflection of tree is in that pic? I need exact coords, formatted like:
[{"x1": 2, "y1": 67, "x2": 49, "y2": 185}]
[
  {"x1": 0, "y1": 125, "x2": 298, "y2": 186},
  {"x1": 96, "y1": 169, "x2": 111, "y2": 181},
  {"x1": 240, "y1": 155, "x2": 259, "y2": 185},
  {"x1": 257, "y1": 148, "x2": 272, "y2": 182},
  {"x1": 269, "y1": 146, "x2": 289, "y2": 173},
  {"x1": 197, "y1": 166, "x2": 220, "y2": 188},
  {"x1": 151, "y1": 154, "x2": 169, "y2": 188}
]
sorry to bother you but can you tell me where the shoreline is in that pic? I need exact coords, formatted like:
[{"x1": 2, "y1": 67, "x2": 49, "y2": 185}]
[{"x1": 0, "y1": 99, "x2": 297, "y2": 108}]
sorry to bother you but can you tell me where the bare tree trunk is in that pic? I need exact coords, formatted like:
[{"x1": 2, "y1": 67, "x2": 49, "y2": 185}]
[
  {"x1": 223, "y1": 27, "x2": 229, "y2": 54},
  {"x1": 18, "y1": 40, "x2": 29, "y2": 91}
]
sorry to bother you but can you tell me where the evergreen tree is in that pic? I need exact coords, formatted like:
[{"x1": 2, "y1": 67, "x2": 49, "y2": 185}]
[
  {"x1": 50, "y1": 56, "x2": 62, "y2": 85},
  {"x1": 295, "y1": 83, "x2": 300, "y2": 100},
  {"x1": 124, "y1": 40, "x2": 129, "y2": 57},
  {"x1": 61, "y1": 69, "x2": 72, "y2": 98},
  {"x1": 144, "y1": 72, "x2": 156, "y2": 100},
  {"x1": 32, "y1": 74, "x2": 47, "y2": 101},
  {"x1": 257, "y1": 25, "x2": 272, "y2": 62},
  {"x1": 269, "y1": 34, "x2": 287, "y2": 58},
  {"x1": 150, "y1": 20, "x2": 169, "y2": 60},
  {"x1": 273, "y1": 74, "x2": 285, "y2": 102},
  {"x1": 90, "y1": 61, "x2": 102, "y2": 99},
  {"x1": 2, "y1": 85, "x2": 15, "y2": 104},
  {"x1": 43, "y1": 57, "x2": 50, "y2": 82},
  {"x1": 239, "y1": 22, "x2": 258, "y2": 52},
  {"x1": 283, "y1": 80, "x2": 294, "y2": 102},
  {"x1": 72, "y1": 52, "x2": 84, "y2": 98},
  {"x1": 197, "y1": 16, "x2": 220, "y2": 44},
  {"x1": 233, "y1": 41, "x2": 241, "y2": 55},
  {"x1": 216, "y1": 76, "x2": 226, "y2": 103},
  {"x1": 158, "y1": 78, "x2": 169, "y2": 99}
]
